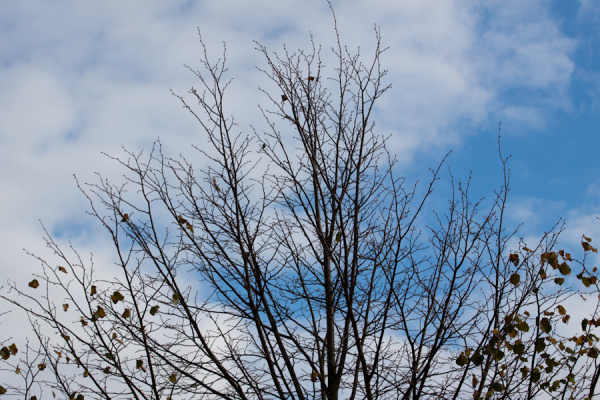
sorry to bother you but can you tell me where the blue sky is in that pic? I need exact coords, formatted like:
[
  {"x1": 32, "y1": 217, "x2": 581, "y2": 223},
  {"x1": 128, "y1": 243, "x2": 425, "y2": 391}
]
[{"x1": 0, "y1": 0, "x2": 599, "y2": 290}]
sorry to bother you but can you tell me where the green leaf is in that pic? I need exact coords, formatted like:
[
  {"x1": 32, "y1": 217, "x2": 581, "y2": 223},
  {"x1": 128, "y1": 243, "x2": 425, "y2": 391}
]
[
  {"x1": 558, "y1": 262, "x2": 571, "y2": 276},
  {"x1": 491, "y1": 382, "x2": 505, "y2": 392},
  {"x1": 531, "y1": 368, "x2": 541, "y2": 383},
  {"x1": 535, "y1": 338, "x2": 546, "y2": 353},
  {"x1": 554, "y1": 277, "x2": 565, "y2": 285},
  {"x1": 540, "y1": 318, "x2": 552, "y2": 334},
  {"x1": 494, "y1": 349, "x2": 505, "y2": 362},
  {"x1": 335, "y1": 232, "x2": 342, "y2": 242},
  {"x1": 172, "y1": 293, "x2": 179, "y2": 306},
  {"x1": 456, "y1": 353, "x2": 468, "y2": 367},
  {"x1": 516, "y1": 322, "x2": 530, "y2": 332},
  {"x1": 169, "y1": 373, "x2": 177, "y2": 383},
  {"x1": 513, "y1": 342, "x2": 526, "y2": 354},
  {"x1": 510, "y1": 273, "x2": 521, "y2": 285},
  {"x1": 150, "y1": 305, "x2": 159, "y2": 316},
  {"x1": 472, "y1": 351, "x2": 484, "y2": 366}
]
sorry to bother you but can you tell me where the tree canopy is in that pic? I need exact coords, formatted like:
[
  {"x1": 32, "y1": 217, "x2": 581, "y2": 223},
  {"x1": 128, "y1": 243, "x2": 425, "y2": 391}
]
[{"x1": 2, "y1": 19, "x2": 600, "y2": 400}]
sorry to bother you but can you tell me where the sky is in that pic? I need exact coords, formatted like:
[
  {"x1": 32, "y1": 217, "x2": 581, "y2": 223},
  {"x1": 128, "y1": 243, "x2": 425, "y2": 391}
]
[{"x1": 0, "y1": 1, "x2": 599, "y2": 322}]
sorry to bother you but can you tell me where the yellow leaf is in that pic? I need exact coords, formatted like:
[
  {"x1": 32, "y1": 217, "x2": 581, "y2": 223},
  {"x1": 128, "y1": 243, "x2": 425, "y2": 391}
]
[
  {"x1": 29, "y1": 279, "x2": 40, "y2": 289},
  {"x1": 310, "y1": 371, "x2": 319, "y2": 382},
  {"x1": 83, "y1": 370, "x2": 89, "y2": 377},
  {"x1": 185, "y1": 222, "x2": 194, "y2": 234},
  {"x1": 15, "y1": 366, "x2": 20, "y2": 374}
]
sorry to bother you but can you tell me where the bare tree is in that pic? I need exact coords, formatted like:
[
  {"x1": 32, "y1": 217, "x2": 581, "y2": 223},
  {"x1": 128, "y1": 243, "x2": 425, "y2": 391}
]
[{"x1": 2, "y1": 18, "x2": 600, "y2": 400}]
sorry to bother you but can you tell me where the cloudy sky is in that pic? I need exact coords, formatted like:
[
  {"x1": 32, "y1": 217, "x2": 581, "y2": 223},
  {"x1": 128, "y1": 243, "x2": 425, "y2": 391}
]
[{"x1": 0, "y1": 0, "x2": 599, "y2": 291}]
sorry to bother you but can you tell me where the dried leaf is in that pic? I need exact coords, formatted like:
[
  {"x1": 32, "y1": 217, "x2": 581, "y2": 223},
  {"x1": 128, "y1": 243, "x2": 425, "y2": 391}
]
[
  {"x1": 28, "y1": 279, "x2": 40, "y2": 289},
  {"x1": 110, "y1": 291, "x2": 124, "y2": 304},
  {"x1": 58, "y1": 266, "x2": 67, "y2": 274},
  {"x1": 121, "y1": 213, "x2": 129, "y2": 222},
  {"x1": 0, "y1": 347, "x2": 10, "y2": 360},
  {"x1": 95, "y1": 306, "x2": 106, "y2": 319}
]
